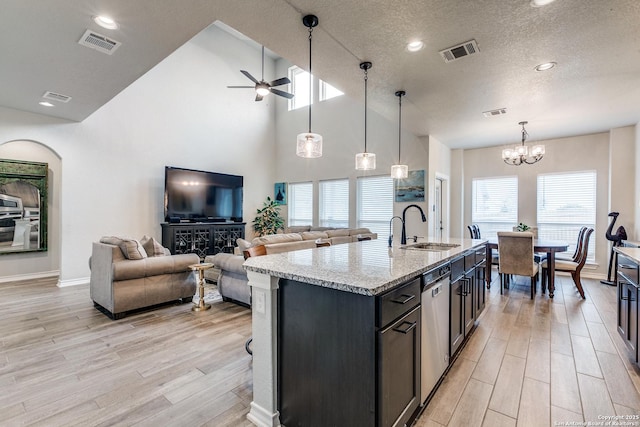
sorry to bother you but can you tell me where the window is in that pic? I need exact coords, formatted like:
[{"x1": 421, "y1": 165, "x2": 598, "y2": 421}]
[
  {"x1": 319, "y1": 179, "x2": 349, "y2": 228},
  {"x1": 537, "y1": 171, "x2": 596, "y2": 262},
  {"x1": 471, "y1": 176, "x2": 518, "y2": 240},
  {"x1": 319, "y1": 79, "x2": 344, "y2": 102},
  {"x1": 288, "y1": 66, "x2": 311, "y2": 111},
  {"x1": 357, "y1": 175, "x2": 393, "y2": 238},
  {"x1": 288, "y1": 182, "x2": 313, "y2": 226}
]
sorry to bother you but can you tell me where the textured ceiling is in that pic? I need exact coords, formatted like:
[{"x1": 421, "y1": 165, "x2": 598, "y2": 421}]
[{"x1": 2, "y1": 0, "x2": 640, "y2": 149}]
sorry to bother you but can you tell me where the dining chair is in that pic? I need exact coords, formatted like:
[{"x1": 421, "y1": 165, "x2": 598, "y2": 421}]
[
  {"x1": 555, "y1": 226, "x2": 587, "y2": 262},
  {"x1": 497, "y1": 231, "x2": 538, "y2": 299},
  {"x1": 541, "y1": 227, "x2": 593, "y2": 299}
]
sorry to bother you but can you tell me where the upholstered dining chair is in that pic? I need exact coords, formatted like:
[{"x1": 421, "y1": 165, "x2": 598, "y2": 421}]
[
  {"x1": 497, "y1": 231, "x2": 538, "y2": 299},
  {"x1": 541, "y1": 227, "x2": 593, "y2": 299}
]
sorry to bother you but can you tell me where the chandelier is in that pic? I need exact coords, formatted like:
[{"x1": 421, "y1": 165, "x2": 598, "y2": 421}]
[{"x1": 502, "y1": 121, "x2": 545, "y2": 166}]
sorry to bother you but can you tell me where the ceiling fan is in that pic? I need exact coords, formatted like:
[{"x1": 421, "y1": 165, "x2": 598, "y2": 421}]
[{"x1": 227, "y1": 46, "x2": 294, "y2": 101}]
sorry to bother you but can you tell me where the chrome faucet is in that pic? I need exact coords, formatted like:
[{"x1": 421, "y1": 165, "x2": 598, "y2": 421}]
[
  {"x1": 388, "y1": 216, "x2": 403, "y2": 247},
  {"x1": 401, "y1": 204, "x2": 427, "y2": 245}
]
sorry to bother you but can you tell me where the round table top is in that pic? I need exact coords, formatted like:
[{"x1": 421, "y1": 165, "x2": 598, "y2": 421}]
[{"x1": 188, "y1": 262, "x2": 214, "y2": 270}]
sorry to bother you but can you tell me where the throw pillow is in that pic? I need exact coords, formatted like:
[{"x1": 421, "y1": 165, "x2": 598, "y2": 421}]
[
  {"x1": 140, "y1": 235, "x2": 167, "y2": 257},
  {"x1": 236, "y1": 238, "x2": 253, "y2": 252},
  {"x1": 100, "y1": 236, "x2": 148, "y2": 260}
]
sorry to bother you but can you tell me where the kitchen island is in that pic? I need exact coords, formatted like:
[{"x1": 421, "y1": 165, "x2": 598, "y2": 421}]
[{"x1": 243, "y1": 237, "x2": 486, "y2": 427}]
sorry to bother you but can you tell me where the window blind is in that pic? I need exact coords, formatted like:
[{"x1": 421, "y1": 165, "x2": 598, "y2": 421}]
[
  {"x1": 288, "y1": 182, "x2": 313, "y2": 226},
  {"x1": 471, "y1": 176, "x2": 518, "y2": 239},
  {"x1": 537, "y1": 171, "x2": 596, "y2": 262},
  {"x1": 319, "y1": 178, "x2": 349, "y2": 228},
  {"x1": 357, "y1": 175, "x2": 393, "y2": 238}
]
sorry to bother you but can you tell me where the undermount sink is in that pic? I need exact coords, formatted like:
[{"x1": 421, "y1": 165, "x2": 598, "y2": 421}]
[{"x1": 400, "y1": 242, "x2": 461, "y2": 251}]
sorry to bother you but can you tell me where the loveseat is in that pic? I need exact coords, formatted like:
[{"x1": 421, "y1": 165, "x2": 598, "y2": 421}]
[
  {"x1": 205, "y1": 227, "x2": 377, "y2": 306},
  {"x1": 90, "y1": 236, "x2": 200, "y2": 319}
]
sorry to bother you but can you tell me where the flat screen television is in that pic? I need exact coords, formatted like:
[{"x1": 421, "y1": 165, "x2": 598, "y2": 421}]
[{"x1": 164, "y1": 166, "x2": 243, "y2": 223}]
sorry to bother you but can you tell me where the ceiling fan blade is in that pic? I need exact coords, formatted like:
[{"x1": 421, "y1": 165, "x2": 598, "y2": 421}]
[
  {"x1": 270, "y1": 77, "x2": 291, "y2": 87},
  {"x1": 227, "y1": 86, "x2": 255, "y2": 89},
  {"x1": 255, "y1": 93, "x2": 264, "y2": 102},
  {"x1": 241, "y1": 70, "x2": 259, "y2": 84},
  {"x1": 270, "y1": 88, "x2": 294, "y2": 99}
]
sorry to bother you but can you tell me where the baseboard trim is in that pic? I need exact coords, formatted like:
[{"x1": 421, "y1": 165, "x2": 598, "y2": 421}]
[
  {"x1": 247, "y1": 402, "x2": 281, "y2": 427},
  {"x1": 0, "y1": 270, "x2": 60, "y2": 284},
  {"x1": 59, "y1": 277, "x2": 90, "y2": 287}
]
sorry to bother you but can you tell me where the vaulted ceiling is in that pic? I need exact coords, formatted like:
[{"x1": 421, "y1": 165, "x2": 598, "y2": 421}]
[{"x1": 3, "y1": 0, "x2": 640, "y2": 149}]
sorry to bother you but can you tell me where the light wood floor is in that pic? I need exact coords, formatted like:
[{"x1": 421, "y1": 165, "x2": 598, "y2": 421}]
[{"x1": 2, "y1": 274, "x2": 640, "y2": 426}]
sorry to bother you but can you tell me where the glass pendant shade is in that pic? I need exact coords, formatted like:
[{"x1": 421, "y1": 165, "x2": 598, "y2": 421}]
[
  {"x1": 296, "y1": 132, "x2": 323, "y2": 158},
  {"x1": 391, "y1": 164, "x2": 408, "y2": 179},
  {"x1": 502, "y1": 121, "x2": 545, "y2": 166},
  {"x1": 355, "y1": 152, "x2": 376, "y2": 170}
]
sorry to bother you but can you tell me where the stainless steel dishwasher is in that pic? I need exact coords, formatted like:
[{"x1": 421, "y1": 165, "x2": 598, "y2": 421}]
[{"x1": 421, "y1": 262, "x2": 451, "y2": 403}]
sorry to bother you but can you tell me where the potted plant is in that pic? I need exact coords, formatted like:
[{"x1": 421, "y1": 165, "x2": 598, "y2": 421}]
[
  {"x1": 253, "y1": 196, "x2": 285, "y2": 237},
  {"x1": 515, "y1": 222, "x2": 531, "y2": 232}
]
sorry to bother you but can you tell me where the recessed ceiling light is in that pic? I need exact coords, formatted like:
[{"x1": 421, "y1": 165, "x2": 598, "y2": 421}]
[
  {"x1": 406, "y1": 40, "x2": 424, "y2": 52},
  {"x1": 534, "y1": 61, "x2": 557, "y2": 71},
  {"x1": 39, "y1": 101, "x2": 54, "y2": 107},
  {"x1": 93, "y1": 15, "x2": 118, "y2": 30},
  {"x1": 530, "y1": 0, "x2": 557, "y2": 7}
]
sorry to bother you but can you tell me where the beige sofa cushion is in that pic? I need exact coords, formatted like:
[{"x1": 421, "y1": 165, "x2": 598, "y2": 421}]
[
  {"x1": 329, "y1": 236, "x2": 353, "y2": 245},
  {"x1": 348, "y1": 228, "x2": 372, "y2": 236},
  {"x1": 326, "y1": 229, "x2": 350, "y2": 237},
  {"x1": 140, "y1": 235, "x2": 166, "y2": 257},
  {"x1": 253, "y1": 233, "x2": 303, "y2": 246},
  {"x1": 301, "y1": 231, "x2": 329, "y2": 240},
  {"x1": 100, "y1": 236, "x2": 147, "y2": 260},
  {"x1": 236, "y1": 238, "x2": 253, "y2": 252}
]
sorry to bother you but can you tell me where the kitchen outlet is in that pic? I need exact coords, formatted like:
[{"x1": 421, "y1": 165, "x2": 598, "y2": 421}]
[{"x1": 255, "y1": 290, "x2": 266, "y2": 314}]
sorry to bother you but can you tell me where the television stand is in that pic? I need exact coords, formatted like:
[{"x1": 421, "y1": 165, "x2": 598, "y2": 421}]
[{"x1": 161, "y1": 222, "x2": 245, "y2": 258}]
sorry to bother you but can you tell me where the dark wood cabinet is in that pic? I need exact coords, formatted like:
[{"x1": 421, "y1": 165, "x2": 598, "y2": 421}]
[
  {"x1": 278, "y1": 277, "x2": 421, "y2": 427},
  {"x1": 617, "y1": 253, "x2": 639, "y2": 362},
  {"x1": 161, "y1": 222, "x2": 245, "y2": 258},
  {"x1": 451, "y1": 249, "x2": 484, "y2": 358}
]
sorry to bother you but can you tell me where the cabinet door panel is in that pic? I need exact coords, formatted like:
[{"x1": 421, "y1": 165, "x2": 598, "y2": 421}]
[
  {"x1": 464, "y1": 274, "x2": 474, "y2": 336},
  {"x1": 450, "y1": 278, "x2": 464, "y2": 356},
  {"x1": 379, "y1": 306, "x2": 420, "y2": 427}
]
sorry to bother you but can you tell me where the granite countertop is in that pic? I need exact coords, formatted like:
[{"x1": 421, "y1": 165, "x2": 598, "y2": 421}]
[
  {"x1": 615, "y1": 247, "x2": 640, "y2": 264},
  {"x1": 243, "y1": 237, "x2": 486, "y2": 296}
]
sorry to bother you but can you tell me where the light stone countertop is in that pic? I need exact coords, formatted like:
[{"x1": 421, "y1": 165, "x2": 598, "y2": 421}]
[
  {"x1": 243, "y1": 237, "x2": 487, "y2": 296},
  {"x1": 615, "y1": 247, "x2": 640, "y2": 264}
]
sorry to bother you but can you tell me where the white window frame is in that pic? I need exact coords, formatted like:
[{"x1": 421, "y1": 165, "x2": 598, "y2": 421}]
[
  {"x1": 471, "y1": 176, "x2": 518, "y2": 240},
  {"x1": 357, "y1": 175, "x2": 394, "y2": 238},
  {"x1": 319, "y1": 178, "x2": 349, "y2": 228},
  {"x1": 319, "y1": 79, "x2": 344, "y2": 102},
  {"x1": 537, "y1": 171, "x2": 597, "y2": 262},
  {"x1": 288, "y1": 181, "x2": 313, "y2": 226},
  {"x1": 288, "y1": 65, "x2": 312, "y2": 111}
]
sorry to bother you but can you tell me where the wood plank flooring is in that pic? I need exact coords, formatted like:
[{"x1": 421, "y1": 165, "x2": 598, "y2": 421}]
[{"x1": 2, "y1": 273, "x2": 640, "y2": 426}]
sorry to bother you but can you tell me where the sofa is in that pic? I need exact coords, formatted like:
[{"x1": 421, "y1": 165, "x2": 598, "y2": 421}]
[
  {"x1": 204, "y1": 227, "x2": 377, "y2": 306},
  {"x1": 90, "y1": 236, "x2": 200, "y2": 319}
]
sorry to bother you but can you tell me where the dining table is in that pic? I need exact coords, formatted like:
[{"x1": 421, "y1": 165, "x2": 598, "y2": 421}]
[{"x1": 485, "y1": 238, "x2": 569, "y2": 298}]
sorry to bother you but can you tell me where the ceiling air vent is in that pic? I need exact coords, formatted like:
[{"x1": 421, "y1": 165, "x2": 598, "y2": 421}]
[
  {"x1": 482, "y1": 108, "x2": 507, "y2": 117},
  {"x1": 43, "y1": 91, "x2": 72, "y2": 103},
  {"x1": 78, "y1": 29, "x2": 121, "y2": 55},
  {"x1": 439, "y1": 39, "x2": 479, "y2": 63}
]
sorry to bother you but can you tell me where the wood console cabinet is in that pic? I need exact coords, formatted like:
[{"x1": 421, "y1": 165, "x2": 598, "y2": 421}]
[{"x1": 161, "y1": 222, "x2": 245, "y2": 258}]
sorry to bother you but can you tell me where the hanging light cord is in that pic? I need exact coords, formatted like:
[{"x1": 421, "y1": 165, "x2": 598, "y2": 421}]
[
  {"x1": 307, "y1": 26, "x2": 313, "y2": 133},
  {"x1": 398, "y1": 93, "x2": 402, "y2": 162},
  {"x1": 364, "y1": 67, "x2": 368, "y2": 152}
]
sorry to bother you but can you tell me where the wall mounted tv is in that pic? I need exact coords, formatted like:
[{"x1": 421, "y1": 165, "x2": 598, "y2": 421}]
[{"x1": 164, "y1": 166, "x2": 243, "y2": 223}]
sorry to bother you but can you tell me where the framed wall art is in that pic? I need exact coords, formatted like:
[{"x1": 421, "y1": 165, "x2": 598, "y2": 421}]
[
  {"x1": 274, "y1": 182, "x2": 287, "y2": 205},
  {"x1": 394, "y1": 169, "x2": 425, "y2": 202},
  {"x1": 0, "y1": 158, "x2": 48, "y2": 254}
]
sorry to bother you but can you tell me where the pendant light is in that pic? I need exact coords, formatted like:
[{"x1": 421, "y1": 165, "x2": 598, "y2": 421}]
[
  {"x1": 391, "y1": 90, "x2": 408, "y2": 179},
  {"x1": 501, "y1": 121, "x2": 545, "y2": 166},
  {"x1": 296, "y1": 14, "x2": 323, "y2": 158},
  {"x1": 355, "y1": 61, "x2": 376, "y2": 170}
]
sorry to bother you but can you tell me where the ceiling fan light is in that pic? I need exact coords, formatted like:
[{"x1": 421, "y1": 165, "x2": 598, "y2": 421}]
[
  {"x1": 391, "y1": 164, "x2": 408, "y2": 179},
  {"x1": 355, "y1": 152, "x2": 376, "y2": 170},
  {"x1": 296, "y1": 133, "x2": 323, "y2": 158},
  {"x1": 256, "y1": 84, "x2": 270, "y2": 96}
]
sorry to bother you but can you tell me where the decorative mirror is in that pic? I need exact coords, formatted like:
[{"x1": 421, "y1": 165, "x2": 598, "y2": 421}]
[{"x1": 0, "y1": 158, "x2": 48, "y2": 254}]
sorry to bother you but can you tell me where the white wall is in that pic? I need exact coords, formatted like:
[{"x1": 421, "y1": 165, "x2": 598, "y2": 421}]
[
  {"x1": 428, "y1": 136, "x2": 451, "y2": 237},
  {"x1": 272, "y1": 59, "x2": 430, "y2": 242},
  {"x1": 0, "y1": 24, "x2": 277, "y2": 284}
]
